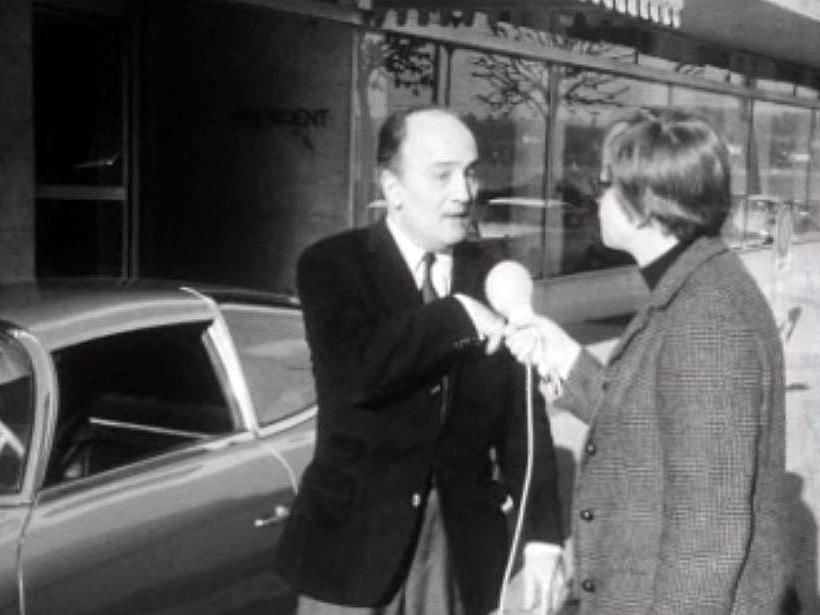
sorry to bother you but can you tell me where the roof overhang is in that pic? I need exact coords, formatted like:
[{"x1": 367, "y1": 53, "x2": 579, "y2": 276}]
[{"x1": 364, "y1": 0, "x2": 820, "y2": 70}]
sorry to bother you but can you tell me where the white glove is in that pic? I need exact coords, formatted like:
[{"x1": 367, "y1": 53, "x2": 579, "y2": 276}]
[{"x1": 522, "y1": 542, "x2": 568, "y2": 614}]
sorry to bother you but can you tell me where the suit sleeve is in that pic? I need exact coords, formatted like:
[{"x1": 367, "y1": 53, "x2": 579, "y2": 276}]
[
  {"x1": 649, "y1": 297, "x2": 764, "y2": 614},
  {"x1": 297, "y1": 242, "x2": 480, "y2": 409},
  {"x1": 496, "y1": 356, "x2": 564, "y2": 545}
]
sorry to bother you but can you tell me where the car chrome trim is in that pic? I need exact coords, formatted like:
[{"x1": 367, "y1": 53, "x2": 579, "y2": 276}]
[
  {"x1": 7, "y1": 327, "x2": 57, "y2": 503},
  {"x1": 258, "y1": 406, "x2": 317, "y2": 438},
  {"x1": 181, "y1": 287, "x2": 259, "y2": 432},
  {"x1": 88, "y1": 417, "x2": 209, "y2": 441}
]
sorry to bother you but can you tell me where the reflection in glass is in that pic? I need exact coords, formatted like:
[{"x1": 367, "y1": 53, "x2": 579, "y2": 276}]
[
  {"x1": 450, "y1": 49, "x2": 549, "y2": 276},
  {"x1": 354, "y1": 32, "x2": 437, "y2": 225},
  {"x1": 804, "y1": 110, "x2": 820, "y2": 240},
  {"x1": 746, "y1": 101, "x2": 812, "y2": 246},
  {"x1": 553, "y1": 74, "x2": 669, "y2": 275},
  {"x1": 671, "y1": 88, "x2": 749, "y2": 246},
  {"x1": 34, "y1": 13, "x2": 124, "y2": 187}
]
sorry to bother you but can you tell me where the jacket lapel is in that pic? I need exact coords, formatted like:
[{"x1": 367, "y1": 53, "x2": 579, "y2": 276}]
[
  {"x1": 607, "y1": 236, "x2": 729, "y2": 365},
  {"x1": 364, "y1": 218, "x2": 422, "y2": 312}
]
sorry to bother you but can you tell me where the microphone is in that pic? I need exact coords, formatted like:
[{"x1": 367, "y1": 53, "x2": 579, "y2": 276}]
[{"x1": 485, "y1": 260, "x2": 534, "y2": 326}]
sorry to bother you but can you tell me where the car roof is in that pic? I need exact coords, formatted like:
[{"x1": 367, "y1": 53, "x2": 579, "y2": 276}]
[{"x1": 0, "y1": 281, "x2": 216, "y2": 351}]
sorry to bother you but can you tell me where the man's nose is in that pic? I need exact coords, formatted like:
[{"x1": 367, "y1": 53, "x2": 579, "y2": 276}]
[{"x1": 450, "y1": 171, "x2": 474, "y2": 202}]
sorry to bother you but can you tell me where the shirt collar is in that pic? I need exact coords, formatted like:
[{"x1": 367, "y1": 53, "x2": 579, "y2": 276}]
[{"x1": 385, "y1": 216, "x2": 453, "y2": 293}]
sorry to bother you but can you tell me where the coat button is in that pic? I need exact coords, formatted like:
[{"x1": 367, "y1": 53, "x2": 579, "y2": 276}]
[
  {"x1": 601, "y1": 379, "x2": 610, "y2": 391},
  {"x1": 585, "y1": 441, "x2": 596, "y2": 455},
  {"x1": 581, "y1": 578, "x2": 596, "y2": 593},
  {"x1": 580, "y1": 508, "x2": 594, "y2": 522},
  {"x1": 411, "y1": 492, "x2": 422, "y2": 508},
  {"x1": 430, "y1": 383, "x2": 442, "y2": 395}
]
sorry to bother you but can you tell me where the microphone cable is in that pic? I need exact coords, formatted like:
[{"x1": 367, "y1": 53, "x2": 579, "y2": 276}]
[{"x1": 497, "y1": 362, "x2": 535, "y2": 614}]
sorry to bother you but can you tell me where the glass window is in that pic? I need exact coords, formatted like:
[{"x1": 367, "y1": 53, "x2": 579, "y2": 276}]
[
  {"x1": 449, "y1": 48, "x2": 550, "y2": 276},
  {"x1": 354, "y1": 32, "x2": 438, "y2": 225},
  {"x1": 219, "y1": 304, "x2": 315, "y2": 426},
  {"x1": 0, "y1": 333, "x2": 35, "y2": 494},
  {"x1": 670, "y1": 87, "x2": 749, "y2": 246},
  {"x1": 46, "y1": 323, "x2": 235, "y2": 486},
  {"x1": 800, "y1": 110, "x2": 820, "y2": 240},
  {"x1": 35, "y1": 199, "x2": 124, "y2": 277},
  {"x1": 33, "y1": 12, "x2": 124, "y2": 188},
  {"x1": 552, "y1": 73, "x2": 670, "y2": 275},
  {"x1": 745, "y1": 101, "x2": 812, "y2": 246}
]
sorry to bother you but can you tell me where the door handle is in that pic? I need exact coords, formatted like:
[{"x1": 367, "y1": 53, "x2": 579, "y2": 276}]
[{"x1": 254, "y1": 505, "x2": 290, "y2": 528}]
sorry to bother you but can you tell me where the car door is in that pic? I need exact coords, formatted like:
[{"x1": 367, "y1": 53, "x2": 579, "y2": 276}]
[{"x1": 19, "y1": 317, "x2": 297, "y2": 615}]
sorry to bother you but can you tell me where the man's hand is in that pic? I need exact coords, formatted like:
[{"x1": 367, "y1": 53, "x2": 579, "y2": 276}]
[
  {"x1": 521, "y1": 542, "x2": 568, "y2": 614},
  {"x1": 453, "y1": 294, "x2": 506, "y2": 354}
]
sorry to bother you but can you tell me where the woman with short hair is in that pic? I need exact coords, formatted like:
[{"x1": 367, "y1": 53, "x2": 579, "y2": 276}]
[{"x1": 507, "y1": 109, "x2": 791, "y2": 614}]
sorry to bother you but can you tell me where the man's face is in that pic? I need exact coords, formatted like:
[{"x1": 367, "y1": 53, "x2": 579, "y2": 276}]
[{"x1": 383, "y1": 111, "x2": 479, "y2": 253}]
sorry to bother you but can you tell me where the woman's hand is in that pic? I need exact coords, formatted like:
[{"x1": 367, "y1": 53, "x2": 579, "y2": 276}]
[{"x1": 505, "y1": 316, "x2": 581, "y2": 388}]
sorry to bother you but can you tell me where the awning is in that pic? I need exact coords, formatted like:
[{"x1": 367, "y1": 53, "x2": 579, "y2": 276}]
[{"x1": 364, "y1": 0, "x2": 684, "y2": 29}]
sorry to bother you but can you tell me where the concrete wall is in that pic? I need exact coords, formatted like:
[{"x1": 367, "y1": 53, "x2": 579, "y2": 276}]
[
  {"x1": 140, "y1": 1, "x2": 353, "y2": 295},
  {"x1": 0, "y1": 0, "x2": 34, "y2": 281}
]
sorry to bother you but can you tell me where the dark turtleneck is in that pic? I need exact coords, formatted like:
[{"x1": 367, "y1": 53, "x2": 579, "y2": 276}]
[{"x1": 640, "y1": 240, "x2": 691, "y2": 291}]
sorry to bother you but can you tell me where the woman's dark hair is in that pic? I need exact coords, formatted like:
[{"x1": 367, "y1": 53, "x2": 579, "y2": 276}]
[{"x1": 602, "y1": 108, "x2": 732, "y2": 241}]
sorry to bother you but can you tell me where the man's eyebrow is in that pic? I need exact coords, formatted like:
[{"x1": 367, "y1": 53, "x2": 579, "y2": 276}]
[{"x1": 430, "y1": 160, "x2": 479, "y2": 170}]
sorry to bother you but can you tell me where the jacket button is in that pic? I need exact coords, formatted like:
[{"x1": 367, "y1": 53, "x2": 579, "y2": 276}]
[
  {"x1": 585, "y1": 441, "x2": 596, "y2": 456},
  {"x1": 580, "y1": 508, "x2": 594, "y2": 522},
  {"x1": 601, "y1": 379, "x2": 610, "y2": 391},
  {"x1": 411, "y1": 493, "x2": 422, "y2": 508},
  {"x1": 430, "y1": 383, "x2": 442, "y2": 395},
  {"x1": 581, "y1": 578, "x2": 596, "y2": 593}
]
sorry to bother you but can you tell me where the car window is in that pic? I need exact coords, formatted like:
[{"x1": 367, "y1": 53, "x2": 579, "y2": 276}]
[
  {"x1": 45, "y1": 321, "x2": 237, "y2": 486},
  {"x1": 0, "y1": 332, "x2": 35, "y2": 494},
  {"x1": 219, "y1": 304, "x2": 315, "y2": 426}
]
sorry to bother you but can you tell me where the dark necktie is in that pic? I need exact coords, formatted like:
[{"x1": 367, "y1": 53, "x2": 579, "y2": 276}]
[
  {"x1": 421, "y1": 252, "x2": 438, "y2": 304},
  {"x1": 421, "y1": 253, "x2": 448, "y2": 424}
]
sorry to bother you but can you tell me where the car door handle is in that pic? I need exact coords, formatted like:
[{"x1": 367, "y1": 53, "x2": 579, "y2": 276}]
[{"x1": 254, "y1": 505, "x2": 290, "y2": 528}]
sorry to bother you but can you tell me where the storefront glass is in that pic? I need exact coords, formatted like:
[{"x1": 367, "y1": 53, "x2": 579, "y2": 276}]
[
  {"x1": 551, "y1": 73, "x2": 669, "y2": 276},
  {"x1": 670, "y1": 87, "x2": 749, "y2": 246},
  {"x1": 747, "y1": 101, "x2": 812, "y2": 246},
  {"x1": 354, "y1": 32, "x2": 438, "y2": 225},
  {"x1": 449, "y1": 48, "x2": 550, "y2": 276}
]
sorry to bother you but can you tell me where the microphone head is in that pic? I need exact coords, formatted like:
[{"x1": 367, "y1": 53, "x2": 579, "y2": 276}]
[{"x1": 485, "y1": 260, "x2": 534, "y2": 324}]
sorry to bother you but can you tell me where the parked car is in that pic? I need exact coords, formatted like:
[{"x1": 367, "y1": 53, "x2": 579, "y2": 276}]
[{"x1": 0, "y1": 281, "x2": 316, "y2": 614}]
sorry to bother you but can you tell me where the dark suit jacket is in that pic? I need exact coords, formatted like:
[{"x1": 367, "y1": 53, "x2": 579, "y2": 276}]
[
  {"x1": 275, "y1": 219, "x2": 563, "y2": 615},
  {"x1": 558, "y1": 236, "x2": 790, "y2": 615}
]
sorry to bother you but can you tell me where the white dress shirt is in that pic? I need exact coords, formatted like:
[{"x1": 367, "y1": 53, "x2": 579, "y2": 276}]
[{"x1": 386, "y1": 217, "x2": 453, "y2": 297}]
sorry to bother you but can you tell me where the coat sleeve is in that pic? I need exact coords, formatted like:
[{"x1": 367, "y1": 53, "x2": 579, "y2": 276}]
[
  {"x1": 297, "y1": 241, "x2": 480, "y2": 409},
  {"x1": 648, "y1": 297, "x2": 766, "y2": 614},
  {"x1": 554, "y1": 349, "x2": 606, "y2": 425}
]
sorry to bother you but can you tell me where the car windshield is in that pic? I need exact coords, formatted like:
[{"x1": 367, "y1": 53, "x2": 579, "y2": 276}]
[{"x1": 0, "y1": 331, "x2": 35, "y2": 494}]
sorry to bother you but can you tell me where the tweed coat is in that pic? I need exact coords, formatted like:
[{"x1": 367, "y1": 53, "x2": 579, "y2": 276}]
[
  {"x1": 275, "y1": 219, "x2": 563, "y2": 615},
  {"x1": 557, "y1": 236, "x2": 790, "y2": 615}
]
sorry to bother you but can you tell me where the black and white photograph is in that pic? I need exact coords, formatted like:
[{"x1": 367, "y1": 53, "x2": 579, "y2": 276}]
[{"x1": 0, "y1": 0, "x2": 818, "y2": 613}]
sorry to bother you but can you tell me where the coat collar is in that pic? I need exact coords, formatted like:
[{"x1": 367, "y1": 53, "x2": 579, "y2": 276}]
[
  {"x1": 365, "y1": 217, "x2": 423, "y2": 311},
  {"x1": 364, "y1": 217, "x2": 485, "y2": 311},
  {"x1": 608, "y1": 236, "x2": 729, "y2": 364}
]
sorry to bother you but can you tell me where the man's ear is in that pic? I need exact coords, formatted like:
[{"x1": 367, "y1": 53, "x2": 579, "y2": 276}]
[{"x1": 379, "y1": 168, "x2": 404, "y2": 211}]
